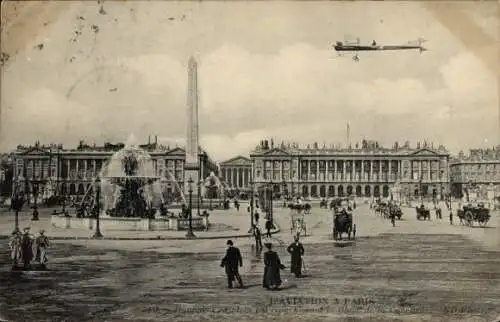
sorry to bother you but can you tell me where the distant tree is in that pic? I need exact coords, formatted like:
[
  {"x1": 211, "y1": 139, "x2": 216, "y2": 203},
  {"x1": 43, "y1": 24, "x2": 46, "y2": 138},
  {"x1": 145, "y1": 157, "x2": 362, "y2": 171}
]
[{"x1": 0, "y1": 154, "x2": 14, "y2": 196}]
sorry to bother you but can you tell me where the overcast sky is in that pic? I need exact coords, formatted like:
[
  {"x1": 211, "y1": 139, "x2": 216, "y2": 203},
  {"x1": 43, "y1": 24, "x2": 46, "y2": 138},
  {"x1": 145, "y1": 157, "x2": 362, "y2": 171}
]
[{"x1": 0, "y1": 1, "x2": 498, "y2": 161}]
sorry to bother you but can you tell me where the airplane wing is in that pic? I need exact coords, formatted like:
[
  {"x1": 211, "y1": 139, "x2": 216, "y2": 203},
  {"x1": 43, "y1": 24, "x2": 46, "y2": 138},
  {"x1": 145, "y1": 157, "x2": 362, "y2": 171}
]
[{"x1": 344, "y1": 34, "x2": 360, "y2": 45}]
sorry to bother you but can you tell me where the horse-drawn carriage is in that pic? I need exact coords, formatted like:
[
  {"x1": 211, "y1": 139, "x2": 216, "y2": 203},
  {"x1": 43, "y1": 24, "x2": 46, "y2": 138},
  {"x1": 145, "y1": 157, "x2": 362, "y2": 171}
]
[
  {"x1": 415, "y1": 205, "x2": 431, "y2": 221},
  {"x1": 457, "y1": 203, "x2": 491, "y2": 227},
  {"x1": 389, "y1": 204, "x2": 403, "y2": 220},
  {"x1": 333, "y1": 209, "x2": 356, "y2": 240}
]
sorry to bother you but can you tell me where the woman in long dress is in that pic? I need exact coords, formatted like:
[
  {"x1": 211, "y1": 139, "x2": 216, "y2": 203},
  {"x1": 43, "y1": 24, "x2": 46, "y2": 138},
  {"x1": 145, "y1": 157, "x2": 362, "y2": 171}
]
[{"x1": 262, "y1": 242, "x2": 285, "y2": 290}]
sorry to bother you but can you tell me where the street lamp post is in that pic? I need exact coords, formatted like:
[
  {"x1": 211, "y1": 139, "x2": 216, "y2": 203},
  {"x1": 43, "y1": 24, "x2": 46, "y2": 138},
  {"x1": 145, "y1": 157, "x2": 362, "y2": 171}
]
[
  {"x1": 11, "y1": 181, "x2": 23, "y2": 234},
  {"x1": 197, "y1": 179, "x2": 202, "y2": 217},
  {"x1": 186, "y1": 177, "x2": 196, "y2": 239},
  {"x1": 31, "y1": 183, "x2": 40, "y2": 221},
  {"x1": 92, "y1": 176, "x2": 103, "y2": 239},
  {"x1": 419, "y1": 177, "x2": 423, "y2": 203},
  {"x1": 249, "y1": 180, "x2": 254, "y2": 228},
  {"x1": 269, "y1": 180, "x2": 274, "y2": 225}
]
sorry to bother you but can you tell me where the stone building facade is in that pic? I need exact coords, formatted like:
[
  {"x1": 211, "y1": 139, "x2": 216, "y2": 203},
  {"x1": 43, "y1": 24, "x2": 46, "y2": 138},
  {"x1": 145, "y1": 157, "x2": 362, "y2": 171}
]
[
  {"x1": 249, "y1": 140, "x2": 450, "y2": 200},
  {"x1": 12, "y1": 141, "x2": 218, "y2": 200},
  {"x1": 449, "y1": 146, "x2": 500, "y2": 198},
  {"x1": 219, "y1": 156, "x2": 252, "y2": 193}
]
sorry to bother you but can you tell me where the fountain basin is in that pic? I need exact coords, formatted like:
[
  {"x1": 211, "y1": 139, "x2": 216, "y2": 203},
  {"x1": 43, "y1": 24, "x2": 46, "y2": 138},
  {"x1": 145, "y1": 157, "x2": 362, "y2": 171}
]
[{"x1": 51, "y1": 214, "x2": 208, "y2": 231}]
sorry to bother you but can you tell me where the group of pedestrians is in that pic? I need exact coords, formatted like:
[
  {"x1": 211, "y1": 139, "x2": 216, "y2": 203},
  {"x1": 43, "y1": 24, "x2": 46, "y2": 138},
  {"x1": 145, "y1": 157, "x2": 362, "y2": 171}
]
[
  {"x1": 9, "y1": 227, "x2": 50, "y2": 270},
  {"x1": 220, "y1": 235, "x2": 305, "y2": 291}
]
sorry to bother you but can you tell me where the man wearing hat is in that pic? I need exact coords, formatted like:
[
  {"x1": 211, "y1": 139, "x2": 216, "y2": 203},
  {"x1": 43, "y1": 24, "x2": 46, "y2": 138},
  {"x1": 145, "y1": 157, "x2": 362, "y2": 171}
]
[
  {"x1": 220, "y1": 240, "x2": 244, "y2": 288},
  {"x1": 263, "y1": 242, "x2": 285, "y2": 290},
  {"x1": 287, "y1": 235, "x2": 305, "y2": 278},
  {"x1": 35, "y1": 229, "x2": 50, "y2": 269},
  {"x1": 21, "y1": 227, "x2": 34, "y2": 270}
]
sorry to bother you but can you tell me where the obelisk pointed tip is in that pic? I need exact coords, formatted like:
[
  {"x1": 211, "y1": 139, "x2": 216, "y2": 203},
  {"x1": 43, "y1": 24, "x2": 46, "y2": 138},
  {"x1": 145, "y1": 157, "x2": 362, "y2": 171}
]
[{"x1": 188, "y1": 56, "x2": 197, "y2": 65}]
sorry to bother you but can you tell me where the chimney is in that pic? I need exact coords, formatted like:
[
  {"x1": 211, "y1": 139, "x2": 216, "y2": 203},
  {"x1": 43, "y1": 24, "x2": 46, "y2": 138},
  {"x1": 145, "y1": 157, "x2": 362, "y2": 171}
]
[{"x1": 155, "y1": 135, "x2": 158, "y2": 145}]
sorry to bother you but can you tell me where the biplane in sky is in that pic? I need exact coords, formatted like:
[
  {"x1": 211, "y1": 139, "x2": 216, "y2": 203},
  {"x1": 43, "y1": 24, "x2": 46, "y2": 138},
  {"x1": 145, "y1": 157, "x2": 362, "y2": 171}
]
[{"x1": 332, "y1": 36, "x2": 427, "y2": 61}]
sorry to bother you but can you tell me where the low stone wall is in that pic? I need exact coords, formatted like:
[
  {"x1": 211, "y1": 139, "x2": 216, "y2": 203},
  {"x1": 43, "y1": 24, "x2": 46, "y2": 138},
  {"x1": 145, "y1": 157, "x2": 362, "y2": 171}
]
[{"x1": 51, "y1": 215, "x2": 208, "y2": 231}]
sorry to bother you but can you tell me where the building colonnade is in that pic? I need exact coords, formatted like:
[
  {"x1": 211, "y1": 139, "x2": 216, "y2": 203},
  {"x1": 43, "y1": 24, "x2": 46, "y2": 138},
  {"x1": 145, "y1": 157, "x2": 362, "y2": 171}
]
[{"x1": 220, "y1": 167, "x2": 252, "y2": 189}]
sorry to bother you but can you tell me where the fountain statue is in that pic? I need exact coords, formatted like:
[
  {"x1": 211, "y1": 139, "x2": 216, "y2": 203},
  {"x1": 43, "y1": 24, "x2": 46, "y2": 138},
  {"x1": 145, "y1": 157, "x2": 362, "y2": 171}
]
[
  {"x1": 98, "y1": 135, "x2": 184, "y2": 218},
  {"x1": 201, "y1": 172, "x2": 225, "y2": 199}
]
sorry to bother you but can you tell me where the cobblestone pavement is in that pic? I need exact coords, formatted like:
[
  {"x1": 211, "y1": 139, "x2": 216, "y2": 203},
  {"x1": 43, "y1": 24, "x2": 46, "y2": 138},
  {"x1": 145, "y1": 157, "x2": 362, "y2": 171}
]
[
  {"x1": 1, "y1": 233, "x2": 499, "y2": 321},
  {"x1": 1, "y1": 203, "x2": 499, "y2": 322}
]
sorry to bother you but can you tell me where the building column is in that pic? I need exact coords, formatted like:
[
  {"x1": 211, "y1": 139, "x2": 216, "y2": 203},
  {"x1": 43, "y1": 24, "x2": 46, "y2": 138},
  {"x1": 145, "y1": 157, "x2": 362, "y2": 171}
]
[
  {"x1": 83, "y1": 160, "x2": 88, "y2": 180},
  {"x1": 93, "y1": 159, "x2": 96, "y2": 178},
  {"x1": 352, "y1": 160, "x2": 356, "y2": 182},
  {"x1": 282, "y1": 161, "x2": 286, "y2": 182},
  {"x1": 334, "y1": 160, "x2": 337, "y2": 181},
  {"x1": 388, "y1": 160, "x2": 392, "y2": 182},
  {"x1": 379, "y1": 161, "x2": 382, "y2": 182},
  {"x1": 343, "y1": 160, "x2": 346, "y2": 181},
  {"x1": 307, "y1": 161, "x2": 311, "y2": 182},
  {"x1": 361, "y1": 160, "x2": 365, "y2": 181},
  {"x1": 428, "y1": 160, "x2": 431, "y2": 181},
  {"x1": 67, "y1": 159, "x2": 70, "y2": 179},
  {"x1": 399, "y1": 160, "x2": 403, "y2": 180},
  {"x1": 316, "y1": 160, "x2": 320, "y2": 182},
  {"x1": 370, "y1": 161, "x2": 373, "y2": 182}
]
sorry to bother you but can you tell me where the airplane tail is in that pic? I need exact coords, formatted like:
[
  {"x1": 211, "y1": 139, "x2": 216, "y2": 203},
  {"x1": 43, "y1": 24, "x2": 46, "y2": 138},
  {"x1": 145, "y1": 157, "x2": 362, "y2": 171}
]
[{"x1": 407, "y1": 37, "x2": 427, "y2": 46}]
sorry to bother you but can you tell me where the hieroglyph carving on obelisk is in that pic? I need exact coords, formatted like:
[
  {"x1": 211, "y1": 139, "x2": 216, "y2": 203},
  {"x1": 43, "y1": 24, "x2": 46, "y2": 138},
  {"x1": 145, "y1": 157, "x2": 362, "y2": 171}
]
[{"x1": 184, "y1": 56, "x2": 200, "y2": 197}]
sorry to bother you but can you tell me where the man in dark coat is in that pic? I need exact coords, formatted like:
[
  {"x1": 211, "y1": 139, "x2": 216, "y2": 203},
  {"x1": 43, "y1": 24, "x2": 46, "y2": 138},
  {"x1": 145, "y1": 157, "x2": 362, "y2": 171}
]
[
  {"x1": 253, "y1": 223, "x2": 263, "y2": 250},
  {"x1": 287, "y1": 236, "x2": 304, "y2": 277},
  {"x1": 265, "y1": 219, "x2": 274, "y2": 238},
  {"x1": 263, "y1": 242, "x2": 285, "y2": 290},
  {"x1": 21, "y1": 227, "x2": 33, "y2": 270},
  {"x1": 220, "y1": 240, "x2": 244, "y2": 288}
]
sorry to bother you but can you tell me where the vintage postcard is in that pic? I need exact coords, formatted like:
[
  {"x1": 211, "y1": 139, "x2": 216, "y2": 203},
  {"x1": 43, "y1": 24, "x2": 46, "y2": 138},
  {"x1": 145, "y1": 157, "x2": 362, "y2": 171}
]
[{"x1": 0, "y1": 1, "x2": 499, "y2": 321}]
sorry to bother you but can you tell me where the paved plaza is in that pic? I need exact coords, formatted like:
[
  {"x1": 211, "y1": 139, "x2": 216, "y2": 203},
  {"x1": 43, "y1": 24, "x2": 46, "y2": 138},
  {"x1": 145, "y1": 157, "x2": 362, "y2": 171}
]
[{"x1": 0, "y1": 203, "x2": 499, "y2": 322}]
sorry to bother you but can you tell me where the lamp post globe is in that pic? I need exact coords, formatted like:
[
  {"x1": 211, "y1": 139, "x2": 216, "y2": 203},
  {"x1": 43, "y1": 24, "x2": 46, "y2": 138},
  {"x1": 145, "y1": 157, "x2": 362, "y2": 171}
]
[
  {"x1": 185, "y1": 177, "x2": 196, "y2": 239},
  {"x1": 92, "y1": 176, "x2": 103, "y2": 239}
]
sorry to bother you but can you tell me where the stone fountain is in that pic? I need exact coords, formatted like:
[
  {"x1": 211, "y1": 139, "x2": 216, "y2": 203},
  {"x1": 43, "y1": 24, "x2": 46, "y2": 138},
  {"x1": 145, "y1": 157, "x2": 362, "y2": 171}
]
[
  {"x1": 201, "y1": 172, "x2": 225, "y2": 199},
  {"x1": 99, "y1": 138, "x2": 164, "y2": 218}
]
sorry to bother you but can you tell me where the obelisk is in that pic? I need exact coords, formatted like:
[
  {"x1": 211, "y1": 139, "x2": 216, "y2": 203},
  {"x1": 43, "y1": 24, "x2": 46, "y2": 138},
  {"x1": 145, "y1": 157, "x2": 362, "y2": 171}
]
[{"x1": 184, "y1": 57, "x2": 200, "y2": 202}]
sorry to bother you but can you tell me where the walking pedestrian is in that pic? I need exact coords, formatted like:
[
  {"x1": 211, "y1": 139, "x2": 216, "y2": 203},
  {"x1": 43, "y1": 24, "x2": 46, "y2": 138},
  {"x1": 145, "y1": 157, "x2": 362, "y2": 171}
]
[
  {"x1": 253, "y1": 223, "x2": 263, "y2": 250},
  {"x1": 287, "y1": 236, "x2": 304, "y2": 278},
  {"x1": 263, "y1": 242, "x2": 285, "y2": 290},
  {"x1": 220, "y1": 240, "x2": 244, "y2": 289},
  {"x1": 265, "y1": 218, "x2": 274, "y2": 238}
]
